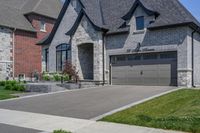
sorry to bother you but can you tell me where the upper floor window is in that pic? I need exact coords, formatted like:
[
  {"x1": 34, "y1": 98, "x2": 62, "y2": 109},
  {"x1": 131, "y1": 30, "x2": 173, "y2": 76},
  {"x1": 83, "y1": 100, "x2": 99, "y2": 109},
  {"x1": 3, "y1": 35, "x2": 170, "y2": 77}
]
[
  {"x1": 40, "y1": 20, "x2": 46, "y2": 32},
  {"x1": 136, "y1": 16, "x2": 144, "y2": 30}
]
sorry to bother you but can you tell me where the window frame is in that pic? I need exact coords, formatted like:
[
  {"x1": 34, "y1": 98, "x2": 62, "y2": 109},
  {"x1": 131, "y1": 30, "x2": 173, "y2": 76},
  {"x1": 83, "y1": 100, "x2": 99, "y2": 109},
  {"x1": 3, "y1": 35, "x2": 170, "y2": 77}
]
[
  {"x1": 45, "y1": 48, "x2": 49, "y2": 72},
  {"x1": 56, "y1": 44, "x2": 71, "y2": 72},
  {"x1": 40, "y1": 20, "x2": 46, "y2": 32}
]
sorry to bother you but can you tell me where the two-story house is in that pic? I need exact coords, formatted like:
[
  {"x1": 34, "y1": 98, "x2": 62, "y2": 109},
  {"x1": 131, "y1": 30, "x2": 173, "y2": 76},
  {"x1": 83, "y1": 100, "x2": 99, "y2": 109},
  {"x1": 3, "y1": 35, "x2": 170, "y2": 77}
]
[
  {"x1": 0, "y1": 0, "x2": 62, "y2": 80},
  {"x1": 38, "y1": 0, "x2": 200, "y2": 87}
]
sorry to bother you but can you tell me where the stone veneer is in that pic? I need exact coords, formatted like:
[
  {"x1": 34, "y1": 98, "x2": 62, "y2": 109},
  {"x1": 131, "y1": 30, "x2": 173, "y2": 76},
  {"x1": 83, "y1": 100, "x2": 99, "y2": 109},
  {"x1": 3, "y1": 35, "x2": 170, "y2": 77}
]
[
  {"x1": 0, "y1": 27, "x2": 13, "y2": 80},
  {"x1": 71, "y1": 16, "x2": 103, "y2": 81},
  {"x1": 178, "y1": 70, "x2": 192, "y2": 88}
]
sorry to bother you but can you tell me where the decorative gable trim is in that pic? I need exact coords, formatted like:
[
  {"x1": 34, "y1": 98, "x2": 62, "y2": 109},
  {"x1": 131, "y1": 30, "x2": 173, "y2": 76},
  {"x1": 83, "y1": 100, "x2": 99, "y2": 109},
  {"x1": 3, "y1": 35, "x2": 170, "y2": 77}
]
[
  {"x1": 37, "y1": 0, "x2": 85, "y2": 45},
  {"x1": 122, "y1": 0, "x2": 159, "y2": 21},
  {"x1": 66, "y1": 9, "x2": 108, "y2": 36}
]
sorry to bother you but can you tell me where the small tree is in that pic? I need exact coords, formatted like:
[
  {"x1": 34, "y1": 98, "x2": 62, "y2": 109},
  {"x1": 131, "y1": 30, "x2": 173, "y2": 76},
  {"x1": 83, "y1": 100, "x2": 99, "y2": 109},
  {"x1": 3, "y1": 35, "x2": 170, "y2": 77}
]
[{"x1": 63, "y1": 61, "x2": 79, "y2": 83}]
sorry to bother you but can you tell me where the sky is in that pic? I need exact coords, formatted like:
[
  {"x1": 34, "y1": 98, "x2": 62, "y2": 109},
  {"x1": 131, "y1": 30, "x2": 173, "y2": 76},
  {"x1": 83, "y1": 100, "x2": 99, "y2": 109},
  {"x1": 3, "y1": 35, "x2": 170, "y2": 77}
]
[
  {"x1": 60, "y1": 0, "x2": 200, "y2": 22},
  {"x1": 180, "y1": 0, "x2": 200, "y2": 21}
]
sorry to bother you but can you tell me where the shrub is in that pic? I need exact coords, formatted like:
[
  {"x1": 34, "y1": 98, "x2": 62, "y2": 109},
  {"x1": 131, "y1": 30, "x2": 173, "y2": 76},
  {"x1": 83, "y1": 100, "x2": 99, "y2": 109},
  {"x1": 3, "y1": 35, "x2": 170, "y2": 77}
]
[
  {"x1": 4, "y1": 84, "x2": 13, "y2": 90},
  {"x1": 42, "y1": 74, "x2": 51, "y2": 81},
  {"x1": 3, "y1": 80, "x2": 26, "y2": 92},
  {"x1": 53, "y1": 130, "x2": 71, "y2": 133},
  {"x1": 63, "y1": 61, "x2": 79, "y2": 83},
  {"x1": 0, "y1": 81, "x2": 6, "y2": 86},
  {"x1": 10, "y1": 80, "x2": 17, "y2": 86},
  {"x1": 53, "y1": 73, "x2": 61, "y2": 81},
  {"x1": 63, "y1": 74, "x2": 70, "y2": 81},
  {"x1": 12, "y1": 84, "x2": 25, "y2": 92}
]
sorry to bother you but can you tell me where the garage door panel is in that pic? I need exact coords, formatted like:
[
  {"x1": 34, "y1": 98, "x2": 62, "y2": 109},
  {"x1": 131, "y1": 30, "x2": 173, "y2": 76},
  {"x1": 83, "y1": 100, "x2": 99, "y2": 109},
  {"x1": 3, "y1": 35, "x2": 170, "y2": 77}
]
[
  {"x1": 111, "y1": 52, "x2": 177, "y2": 86},
  {"x1": 143, "y1": 78, "x2": 159, "y2": 85}
]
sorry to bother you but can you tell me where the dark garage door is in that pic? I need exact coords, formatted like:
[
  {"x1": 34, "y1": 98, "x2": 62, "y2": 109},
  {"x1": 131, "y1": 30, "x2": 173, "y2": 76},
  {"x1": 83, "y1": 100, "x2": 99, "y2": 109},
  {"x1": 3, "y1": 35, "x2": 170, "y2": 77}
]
[{"x1": 111, "y1": 52, "x2": 177, "y2": 86}]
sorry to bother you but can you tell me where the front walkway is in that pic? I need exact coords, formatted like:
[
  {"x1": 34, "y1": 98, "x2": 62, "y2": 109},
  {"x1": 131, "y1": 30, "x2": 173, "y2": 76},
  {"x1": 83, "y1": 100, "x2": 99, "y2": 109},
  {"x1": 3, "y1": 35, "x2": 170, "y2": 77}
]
[{"x1": 0, "y1": 109, "x2": 183, "y2": 133}]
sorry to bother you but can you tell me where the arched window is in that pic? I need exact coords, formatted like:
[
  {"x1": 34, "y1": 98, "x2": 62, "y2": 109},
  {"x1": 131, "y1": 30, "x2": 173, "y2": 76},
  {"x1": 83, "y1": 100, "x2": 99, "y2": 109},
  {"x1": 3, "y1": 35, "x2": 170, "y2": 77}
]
[{"x1": 56, "y1": 43, "x2": 71, "y2": 71}]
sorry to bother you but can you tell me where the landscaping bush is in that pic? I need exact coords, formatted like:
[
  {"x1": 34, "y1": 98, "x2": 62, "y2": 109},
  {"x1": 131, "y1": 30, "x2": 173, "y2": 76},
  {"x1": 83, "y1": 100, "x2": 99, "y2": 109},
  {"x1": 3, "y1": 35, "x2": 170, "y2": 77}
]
[
  {"x1": 3, "y1": 80, "x2": 25, "y2": 92},
  {"x1": 53, "y1": 130, "x2": 71, "y2": 133},
  {"x1": 42, "y1": 74, "x2": 51, "y2": 81},
  {"x1": 63, "y1": 74, "x2": 70, "y2": 81},
  {"x1": 9, "y1": 80, "x2": 17, "y2": 86},
  {"x1": 63, "y1": 61, "x2": 79, "y2": 83},
  {"x1": 53, "y1": 73, "x2": 62, "y2": 81},
  {"x1": 0, "y1": 81, "x2": 6, "y2": 86},
  {"x1": 42, "y1": 72, "x2": 70, "y2": 82},
  {"x1": 4, "y1": 84, "x2": 13, "y2": 90},
  {"x1": 12, "y1": 84, "x2": 25, "y2": 92}
]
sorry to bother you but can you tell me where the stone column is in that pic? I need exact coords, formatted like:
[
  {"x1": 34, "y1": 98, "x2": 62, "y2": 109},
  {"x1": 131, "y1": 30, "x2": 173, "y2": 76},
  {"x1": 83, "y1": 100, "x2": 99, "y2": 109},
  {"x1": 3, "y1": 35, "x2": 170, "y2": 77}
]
[
  {"x1": 177, "y1": 29, "x2": 192, "y2": 87},
  {"x1": 93, "y1": 40, "x2": 103, "y2": 81}
]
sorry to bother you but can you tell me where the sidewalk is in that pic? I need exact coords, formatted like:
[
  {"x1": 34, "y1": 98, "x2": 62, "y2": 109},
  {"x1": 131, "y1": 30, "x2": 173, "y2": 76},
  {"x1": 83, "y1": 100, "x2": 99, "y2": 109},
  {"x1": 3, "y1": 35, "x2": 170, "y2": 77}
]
[{"x1": 0, "y1": 109, "x2": 183, "y2": 133}]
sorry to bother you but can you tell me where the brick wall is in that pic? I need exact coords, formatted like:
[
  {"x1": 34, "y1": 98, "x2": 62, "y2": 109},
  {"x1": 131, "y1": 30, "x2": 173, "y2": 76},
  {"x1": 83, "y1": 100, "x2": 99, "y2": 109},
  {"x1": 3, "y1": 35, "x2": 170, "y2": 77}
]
[{"x1": 14, "y1": 14, "x2": 55, "y2": 79}]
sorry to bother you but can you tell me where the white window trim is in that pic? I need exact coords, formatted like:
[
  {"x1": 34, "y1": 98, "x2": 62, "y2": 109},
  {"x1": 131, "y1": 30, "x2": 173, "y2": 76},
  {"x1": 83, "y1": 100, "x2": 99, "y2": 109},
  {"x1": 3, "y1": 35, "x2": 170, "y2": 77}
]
[{"x1": 40, "y1": 21, "x2": 46, "y2": 32}]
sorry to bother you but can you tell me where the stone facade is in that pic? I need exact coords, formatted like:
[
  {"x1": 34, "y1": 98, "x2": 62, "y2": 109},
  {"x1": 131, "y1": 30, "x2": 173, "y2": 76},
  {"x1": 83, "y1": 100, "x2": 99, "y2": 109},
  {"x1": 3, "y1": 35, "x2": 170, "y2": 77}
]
[
  {"x1": 71, "y1": 16, "x2": 103, "y2": 81},
  {"x1": 0, "y1": 27, "x2": 13, "y2": 80}
]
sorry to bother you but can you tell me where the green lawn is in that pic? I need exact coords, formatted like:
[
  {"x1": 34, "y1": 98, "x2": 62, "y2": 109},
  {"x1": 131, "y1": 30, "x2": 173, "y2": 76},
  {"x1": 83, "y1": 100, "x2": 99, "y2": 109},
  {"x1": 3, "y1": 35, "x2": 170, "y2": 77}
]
[
  {"x1": 54, "y1": 130, "x2": 71, "y2": 133},
  {"x1": 101, "y1": 89, "x2": 200, "y2": 133},
  {"x1": 0, "y1": 86, "x2": 18, "y2": 100}
]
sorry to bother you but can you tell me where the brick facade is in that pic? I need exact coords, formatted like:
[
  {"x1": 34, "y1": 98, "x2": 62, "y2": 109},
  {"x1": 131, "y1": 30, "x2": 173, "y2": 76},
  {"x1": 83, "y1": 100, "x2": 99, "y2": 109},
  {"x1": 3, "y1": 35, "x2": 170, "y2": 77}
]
[{"x1": 14, "y1": 14, "x2": 55, "y2": 79}]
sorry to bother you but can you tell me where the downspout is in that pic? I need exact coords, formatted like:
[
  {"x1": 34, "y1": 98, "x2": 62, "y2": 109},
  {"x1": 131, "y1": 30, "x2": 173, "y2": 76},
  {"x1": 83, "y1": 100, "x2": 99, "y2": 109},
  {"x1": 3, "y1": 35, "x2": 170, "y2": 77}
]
[
  {"x1": 102, "y1": 32, "x2": 105, "y2": 85},
  {"x1": 191, "y1": 27, "x2": 199, "y2": 87},
  {"x1": 12, "y1": 28, "x2": 16, "y2": 80}
]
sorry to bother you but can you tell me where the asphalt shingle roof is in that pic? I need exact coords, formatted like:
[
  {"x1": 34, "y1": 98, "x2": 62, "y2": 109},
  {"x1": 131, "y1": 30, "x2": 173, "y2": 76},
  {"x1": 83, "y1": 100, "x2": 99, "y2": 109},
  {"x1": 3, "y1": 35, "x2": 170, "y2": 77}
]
[
  {"x1": 38, "y1": 0, "x2": 200, "y2": 45},
  {"x1": 99, "y1": 0, "x2": 200, "y2": 32},
  {"x1": 0, "y1": 0, "x2": 62, "y2": 32}
]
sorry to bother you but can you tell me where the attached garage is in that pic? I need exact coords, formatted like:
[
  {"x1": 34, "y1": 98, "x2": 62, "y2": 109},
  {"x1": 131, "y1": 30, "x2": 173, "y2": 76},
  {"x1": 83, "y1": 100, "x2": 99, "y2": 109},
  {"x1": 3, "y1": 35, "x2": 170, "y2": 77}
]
[{"x1": 111, "y1": 52, "x2": 177, "y2": 86}]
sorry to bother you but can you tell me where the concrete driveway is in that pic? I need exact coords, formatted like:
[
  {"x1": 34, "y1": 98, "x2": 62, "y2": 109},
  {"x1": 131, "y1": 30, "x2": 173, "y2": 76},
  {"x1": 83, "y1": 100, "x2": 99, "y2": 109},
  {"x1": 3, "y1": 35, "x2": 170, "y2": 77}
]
[{"x1": 0, "y1": 85, "x2": 175, "y2": 119}]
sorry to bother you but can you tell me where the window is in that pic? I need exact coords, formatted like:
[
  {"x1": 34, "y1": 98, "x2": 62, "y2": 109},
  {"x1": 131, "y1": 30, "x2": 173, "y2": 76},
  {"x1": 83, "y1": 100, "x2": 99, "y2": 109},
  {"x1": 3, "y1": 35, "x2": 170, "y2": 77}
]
[
  {"x1": 116, "y1": 56, "x2": 126, "y2": 61},
  {"x1": 127, "y1": 55, "x2": 141, "y2": 61},
  {"x1": 40, "y1": 21, "x2": 46, "y2": 32},
  {"x1": 56, "y1": 44, "x2": 71, "y2": 71},
  {"x1": 160, "y1": 52, "x2": 177, "y2": 59},
  {"x1": 136, "y1": 16, "x2": 144, "y2": 30},
  {"x1": 143, "y1": 53, "x2": 157, "y2": 60},
  {"x1": 45, "y1": 49, "x2": 49, "y2": 71}
]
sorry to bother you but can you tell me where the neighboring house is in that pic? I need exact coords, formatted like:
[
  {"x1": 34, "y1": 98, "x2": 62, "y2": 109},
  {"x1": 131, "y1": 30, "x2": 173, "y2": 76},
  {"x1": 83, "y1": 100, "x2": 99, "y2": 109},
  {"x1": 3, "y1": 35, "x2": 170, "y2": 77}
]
[
  {"x1": 38, "y1": 0, "x2": 200, "y2": 87},
  {"x1": 0, "y1": 0, "x2": 62, "y2": 80}
]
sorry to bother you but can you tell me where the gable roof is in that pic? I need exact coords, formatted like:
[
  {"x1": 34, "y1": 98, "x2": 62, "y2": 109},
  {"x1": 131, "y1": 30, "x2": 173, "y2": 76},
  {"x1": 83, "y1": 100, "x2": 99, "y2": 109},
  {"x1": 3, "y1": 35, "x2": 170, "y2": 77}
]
[
  {"x1": 100, "y1": 0, "x2": 200, "y2": 32},
  {"x1": 38, "y1": 0, "x2": 200, "y2": 45},
  {"x1": 0, "y1": 4, "x2": 35, "y2": 32},
  {"x1": 21, "y1": 0, "x2": 62, "y2": 19},
  {"x1": 66, "y1": 9, "x2": 108, "y2": 36},
  {"x1": 0, "y1": 0, "x2": 62, "y2": 32},
  {"x1": 122, "y1": 0, "x2": 159, "y2": 21}
]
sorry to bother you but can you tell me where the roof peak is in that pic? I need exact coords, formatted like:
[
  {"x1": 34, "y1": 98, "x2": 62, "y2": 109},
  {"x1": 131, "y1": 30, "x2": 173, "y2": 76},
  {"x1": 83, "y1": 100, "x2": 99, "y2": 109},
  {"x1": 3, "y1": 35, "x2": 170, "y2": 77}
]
[{"x1": 122, "y1": 0, "x2": 159, "y2": 20}]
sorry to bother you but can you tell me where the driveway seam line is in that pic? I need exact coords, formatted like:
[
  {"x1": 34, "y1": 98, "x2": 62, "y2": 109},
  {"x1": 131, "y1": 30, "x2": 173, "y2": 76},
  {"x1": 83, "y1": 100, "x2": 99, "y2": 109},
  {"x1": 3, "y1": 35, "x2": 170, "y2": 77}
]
[{"x1": 91, "y1": 87, "x2": 183, "y2": 121}]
